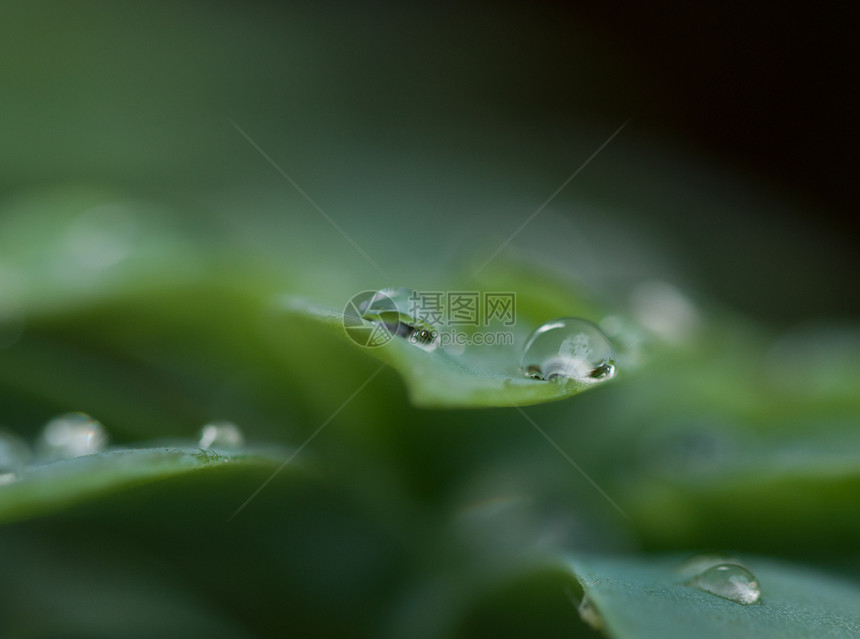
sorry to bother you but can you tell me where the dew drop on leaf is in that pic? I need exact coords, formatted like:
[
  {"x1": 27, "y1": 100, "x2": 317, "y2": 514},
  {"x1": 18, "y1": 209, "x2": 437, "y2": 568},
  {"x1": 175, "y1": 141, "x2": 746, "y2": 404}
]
[
  {"x1": 37, "y1": 412, "x2": 108, "y2": 462},
  {"x1": 686, "y1": 562, "x2": 761, "y2": 605},
  {"x1": 356, "y1": 287, "x2": 440, "y2": 351},
  {"x1": 520, "y1": 318, "x2": 616, "y2": 383},
  {"x1": 0, "y1": 429, "x2": 30, "y2": 484},
  {"x1": 198, "y1": 421, "x2": 245, "y2": 449}
]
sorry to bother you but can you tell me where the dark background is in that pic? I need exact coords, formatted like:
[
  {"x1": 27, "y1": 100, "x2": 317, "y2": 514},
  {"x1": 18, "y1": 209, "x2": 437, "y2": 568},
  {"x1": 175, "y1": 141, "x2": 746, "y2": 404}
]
[
  {"x1": 572, "y1": 2, "x2": 856, "y2": 230},
  {"x1": 558, "y1": 1, "x2": 858, "y2": 320},
  {"x1": 1, "y1": 1, "x2": 857, "y2": 320}
]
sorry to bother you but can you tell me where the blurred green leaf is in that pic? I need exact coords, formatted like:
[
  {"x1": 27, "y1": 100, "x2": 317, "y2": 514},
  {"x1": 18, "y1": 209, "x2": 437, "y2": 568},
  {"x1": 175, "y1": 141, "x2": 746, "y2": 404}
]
[{"x1": 0, "y1": 446, "x2": 290, "y2": 524}]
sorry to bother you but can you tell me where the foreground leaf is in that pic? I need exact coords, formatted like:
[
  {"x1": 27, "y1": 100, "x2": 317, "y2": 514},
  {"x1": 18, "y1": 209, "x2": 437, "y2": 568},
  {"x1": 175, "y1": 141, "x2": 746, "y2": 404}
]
[{"x1": 566, "y1": 554, "x2": 860, "y2": 639}]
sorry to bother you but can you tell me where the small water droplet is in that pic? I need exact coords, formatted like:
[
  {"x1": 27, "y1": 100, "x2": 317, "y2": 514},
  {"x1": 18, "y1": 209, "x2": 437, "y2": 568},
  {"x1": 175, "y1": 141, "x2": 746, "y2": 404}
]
[
  {"x1": 198, "y1": 421, "x2": 245, "y2": 449},
  {"x1": 358, "y1": 287, "x2": 440, "y2": 351},
  {"x1": 686, "y1": 562, "x2": 761, "y2": 605},
  {"x1": 520, "y1": 318, "x2": 616, "y2": 383},
  {"x1": 576, "y1": 595, "x2": 604, "y2": 631},
  {"x1": 0, "y1": 429, "x2": 30, "y2": 483},
  {"x1": 37, "y1": 412, "x2": 108, "y2": 461}
]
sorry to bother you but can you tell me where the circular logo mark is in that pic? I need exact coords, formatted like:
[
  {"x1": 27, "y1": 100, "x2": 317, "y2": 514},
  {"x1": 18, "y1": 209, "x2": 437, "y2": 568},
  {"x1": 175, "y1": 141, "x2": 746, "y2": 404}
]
[{"x1": 343, "y1": 290, "x2": 400, "y2": 348}]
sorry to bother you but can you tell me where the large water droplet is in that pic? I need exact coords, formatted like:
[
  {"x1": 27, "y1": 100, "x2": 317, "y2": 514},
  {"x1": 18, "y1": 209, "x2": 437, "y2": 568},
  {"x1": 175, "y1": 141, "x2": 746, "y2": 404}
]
[
  {"x1": 686, "y1": 562, "x2": 761, "y2": 605},
  {"x1": 357, "y1": 287, "x2": 440, "y2": 351},
  {"x1": 520, "y1": 318, "x2": 616, "y2": 382},
  {"x1": 0, "y1": 430, "x2": 30, "y2": 484},
  {"x1": 37, "y1": 412, "x2": 108, "y2": 461},
  {"x1": 198, "y1": 421, "x2": 245, "y2": 449}
]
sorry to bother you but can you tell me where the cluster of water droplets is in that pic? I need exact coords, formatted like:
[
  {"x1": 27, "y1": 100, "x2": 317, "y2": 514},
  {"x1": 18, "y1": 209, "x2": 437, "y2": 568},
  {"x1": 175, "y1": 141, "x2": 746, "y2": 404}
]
[
  {"x1": 679, "y1": 554, "x2": 761, "y2": 605},
  {"x1": 520, "y1": 318, "x2": 616, "y2": 383},
  {"x1": 0, "y1": 413, "x2": 249, "y2": 485}
]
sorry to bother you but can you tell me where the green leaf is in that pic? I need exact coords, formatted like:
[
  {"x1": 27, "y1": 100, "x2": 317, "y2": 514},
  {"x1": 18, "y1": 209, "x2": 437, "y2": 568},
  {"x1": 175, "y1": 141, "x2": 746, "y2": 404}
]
[
  {"x1": 0, "y1": 446, "x2": 291, "y2": 524},
  {"x1": 564, "y1": 554, "x2": 860, "y2": 639},
  {"x1": 283, "y1": 296, "x2": 616, "y2": 408},
  {"x1": 619, "y1": 426, "x2": 860, "y2": 556}
]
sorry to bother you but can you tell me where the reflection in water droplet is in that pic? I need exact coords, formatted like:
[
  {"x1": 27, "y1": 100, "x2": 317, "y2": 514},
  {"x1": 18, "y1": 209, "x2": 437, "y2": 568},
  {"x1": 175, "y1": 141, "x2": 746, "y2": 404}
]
[
  {"x1": 359, "y1": 287, "x2": 440, "y2": 351},
  {"x1": 524, "y1": 364, "x2": 543, "y2": 379},
  {"x1": 576, "y1": 595, "x2": 604, "y2": 631},
  {"x1": 520, "y1": 318, "x2": 616, "y2": 383},
  {"x1": 199, "y1": 421, "x2": 245, "y2": 449},
  {"x1": 588, "y1": 361, "x2": 615, "y2": 379},
  {"x1": 685, "y1": 562, "x2": 761, "y2": 605},
  {"x1": 0, "y1": 430, "x2": 30, "y2": 484},
  {"x1": 37, "y1": 413, "x2": 108, "y2": 461}
]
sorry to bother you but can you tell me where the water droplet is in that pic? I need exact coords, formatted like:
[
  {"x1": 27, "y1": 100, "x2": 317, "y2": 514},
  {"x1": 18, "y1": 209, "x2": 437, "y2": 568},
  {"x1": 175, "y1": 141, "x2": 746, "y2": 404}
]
[
  {"x1": 631, "y1": 281, "x2": 699, "y2": 343},
  {"x1": 677, "y1": 554, "x2": 740, "y2": 578},
  {"x1": 37, "y1": 412, "x2": 108, "y2": 462},
  {"x1": 685, "y1": 561, "x2": 761, "y2": 605},
  {"x1": 576, "y1": 595, "x2": 604, "y2": 631},
  {"x1": 357, "y1": 287, "x2": 440, "y2": 351},
  {"x1": 0, "y1": 430, "x2": 30, "y2": 484},
  {"x1": 520, "y1": 318, "x2": 616, "y2": 383},
  {"x1": 198, "y1": 421, "x2": 245, "y2": 449}
]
